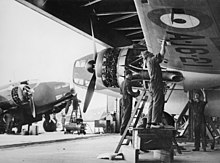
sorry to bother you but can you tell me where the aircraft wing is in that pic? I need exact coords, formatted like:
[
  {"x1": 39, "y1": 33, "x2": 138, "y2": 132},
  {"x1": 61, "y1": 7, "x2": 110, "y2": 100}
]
[
  {"x1": 134, "y1": 0, "x2": 220, "y2": 74},
  {"x1": 16, "y1": 0, "x2": 220, "y2": 74},
  {"x1": 16, "y1": 0, "x2": 143, "y2": 48}
]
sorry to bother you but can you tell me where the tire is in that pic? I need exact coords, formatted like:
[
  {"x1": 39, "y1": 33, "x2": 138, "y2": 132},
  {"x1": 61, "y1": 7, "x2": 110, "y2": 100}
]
[{"x1": 43, "y1": 120, "x2": 57, "y2": 132}]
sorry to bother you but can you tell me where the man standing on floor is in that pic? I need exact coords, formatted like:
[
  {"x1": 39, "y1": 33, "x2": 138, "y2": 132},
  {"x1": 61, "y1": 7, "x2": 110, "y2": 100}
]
[
  {"x1": 4, "y1": 113, "x2": 14, "y2": 134},
  {"x1": 190, "y1": 89, "x2": 207, "y2": 152}
]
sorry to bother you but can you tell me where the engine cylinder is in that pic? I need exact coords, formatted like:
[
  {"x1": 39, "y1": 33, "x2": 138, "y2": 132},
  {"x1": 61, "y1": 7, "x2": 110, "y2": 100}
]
[
  {"x1": 100, "y1": 48, "x2": 120, "y2": 88},
  {"x1": 99, "y1": 47, "x2": 183, "y2": 89}
]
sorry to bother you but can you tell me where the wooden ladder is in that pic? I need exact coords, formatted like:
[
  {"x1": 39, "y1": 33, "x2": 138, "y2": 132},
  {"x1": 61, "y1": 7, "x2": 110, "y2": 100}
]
[{"x1": 115, "y1": 90, "x2": 148, "y2": 153}]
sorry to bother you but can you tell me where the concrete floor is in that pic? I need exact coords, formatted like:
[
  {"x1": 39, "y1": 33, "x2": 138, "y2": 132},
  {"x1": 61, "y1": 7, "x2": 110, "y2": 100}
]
[{"x1": 0, "y1": 133, "x2": 220, "y2": 163}]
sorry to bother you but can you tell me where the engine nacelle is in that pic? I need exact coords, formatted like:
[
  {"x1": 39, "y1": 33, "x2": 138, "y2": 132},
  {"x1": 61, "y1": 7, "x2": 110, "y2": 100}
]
[
  {"x1": 11, "y1": 84, "x2": 32, "y2": 105},
  {"x1": 97, "y1": 48, "x2": 183, "y2": 88},
  {"x1": 0, "y1": 84, "x2": 33, "y2": 110}
]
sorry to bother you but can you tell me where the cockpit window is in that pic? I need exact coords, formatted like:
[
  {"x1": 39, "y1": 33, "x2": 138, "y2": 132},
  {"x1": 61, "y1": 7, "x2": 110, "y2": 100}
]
[{"x1": 75, "y1": 61, "x2": 80, "y2": 67}]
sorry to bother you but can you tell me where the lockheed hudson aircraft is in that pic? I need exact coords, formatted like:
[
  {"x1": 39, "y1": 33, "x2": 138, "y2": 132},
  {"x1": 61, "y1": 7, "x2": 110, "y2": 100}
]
[
  {"x1": 0, "y1": 80, "x2": 73, "y2": 133},
  {"x1": 16, "y1": 0, "x2": 220, "y2": 117}
]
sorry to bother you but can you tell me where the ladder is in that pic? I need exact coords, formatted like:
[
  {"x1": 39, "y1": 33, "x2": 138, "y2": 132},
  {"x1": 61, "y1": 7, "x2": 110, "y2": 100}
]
[{"x1": 115, "y1": 90, "x2": 148, "y2": 153}]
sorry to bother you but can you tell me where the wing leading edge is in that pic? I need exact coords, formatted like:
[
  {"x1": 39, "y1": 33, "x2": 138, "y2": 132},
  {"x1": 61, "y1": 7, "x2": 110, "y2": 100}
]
[{"x1": 16, "y1": 0, "x2": 145, "y2": 47}]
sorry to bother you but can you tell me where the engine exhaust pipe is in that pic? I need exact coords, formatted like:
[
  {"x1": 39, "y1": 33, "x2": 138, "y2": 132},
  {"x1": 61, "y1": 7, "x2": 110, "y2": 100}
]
[{"x1": 128, "y1": 65, "x2": 184, "y2": 82}]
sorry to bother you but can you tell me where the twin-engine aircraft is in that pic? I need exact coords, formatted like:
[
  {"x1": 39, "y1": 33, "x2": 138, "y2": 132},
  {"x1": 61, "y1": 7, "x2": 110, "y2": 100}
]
[
  {"x1": 0, "y1": 80, "x2": 73, "y2": 133},
  {"x1": 16, "y1": 0, "x2": 220, "y2": 117}
]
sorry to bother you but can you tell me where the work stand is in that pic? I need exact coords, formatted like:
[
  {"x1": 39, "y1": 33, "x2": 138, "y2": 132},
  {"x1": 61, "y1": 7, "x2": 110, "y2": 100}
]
[
  {"x1": 98, "y1": 85, "x2": 182, "y2": 162},
  {"x1": 112, "y1": 89, "x2": 180, "y2": 163},
  {"x1": 132, "y1": 128, "x2": 175, "y2": 163}
]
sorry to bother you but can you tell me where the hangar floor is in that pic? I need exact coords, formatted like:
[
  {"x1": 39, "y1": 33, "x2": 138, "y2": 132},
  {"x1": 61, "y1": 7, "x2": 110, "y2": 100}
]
[
  {"x1": 0, "y1": 131, "x2": 101, "y2": 149},
  {"x1": 0, "y1": 132, "x2": 220, "y2": 162}
]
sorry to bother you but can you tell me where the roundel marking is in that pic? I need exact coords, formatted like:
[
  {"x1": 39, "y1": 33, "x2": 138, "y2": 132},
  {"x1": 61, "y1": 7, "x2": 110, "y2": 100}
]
[
  {"x1": 160, "y1": 14, "x2": 200, "y2": 29},
  {"x1": 148, "y1": 8, "x2": 213, "y2": 32}
]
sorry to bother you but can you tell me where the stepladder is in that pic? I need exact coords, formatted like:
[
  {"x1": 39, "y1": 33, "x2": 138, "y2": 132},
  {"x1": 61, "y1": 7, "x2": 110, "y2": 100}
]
[{"x1": 115, "y1": 90, "x2": 148, "y2": 154}]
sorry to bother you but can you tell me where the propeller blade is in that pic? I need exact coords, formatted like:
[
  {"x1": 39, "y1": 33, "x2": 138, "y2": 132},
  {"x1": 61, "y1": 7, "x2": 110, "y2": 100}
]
[
  {"x1": 90, "y1": 17, "x2": 97, "y2": 61},
  {"x1": 83, "y1": 73, "x2": 96, "y2": 113},
  {"x1": 83, "y1": 15, "x2": 98, "y2": 113},
  {"x1": 30, "y1": 96, "x2": 36, "y2": 118}
]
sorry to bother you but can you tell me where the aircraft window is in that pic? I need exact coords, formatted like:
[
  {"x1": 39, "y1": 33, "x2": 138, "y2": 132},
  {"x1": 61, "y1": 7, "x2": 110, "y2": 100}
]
[
  {"x1": 55, "y1": 94, "x2": 62, "y2": 100},
  {"x1": 80, "y1": 60, "x2": 86, "y2": 67},
  {"x1": 74, "y1": 78, "x2": 84, "y2": 85},
  {"x1": 75, "y1": 61, "x2": 80, "y2": 67},
  {"x1": 79, "y1": 79, "x2": 84, "y2": 85},
  {"x1": 73, "y1": 78, "x2": 78, "y2": 83},
  {"x1": 74, "y1": 60, "x2": 86, "y2": 67}
]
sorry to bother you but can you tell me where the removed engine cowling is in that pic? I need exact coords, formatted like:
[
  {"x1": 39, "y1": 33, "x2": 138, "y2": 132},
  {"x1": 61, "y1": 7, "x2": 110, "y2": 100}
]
[
  {"x1": 0, "y1": 84, "x2": 33, "y2": 110},
  {"x1": 11, "y1": 85, "x2": 32, "y2": 105},
  {"x1": 98, "y1": 48, "x2": 183, "y2": 88}
]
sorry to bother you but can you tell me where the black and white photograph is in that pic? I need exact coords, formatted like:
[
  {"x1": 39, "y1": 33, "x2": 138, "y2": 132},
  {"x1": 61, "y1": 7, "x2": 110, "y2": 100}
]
[{"x1": 1, "y1": 0, "x2": 220, "y2": 162}]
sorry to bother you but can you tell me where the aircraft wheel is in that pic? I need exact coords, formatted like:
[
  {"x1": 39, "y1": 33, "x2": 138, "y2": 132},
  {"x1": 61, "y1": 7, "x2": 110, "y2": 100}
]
[
  {"x1": 43, "y1": 120, "x2": 57, "y2": 132},
  {"x1": 162, "y1": 111, "x2": 175, "y2": 126}
]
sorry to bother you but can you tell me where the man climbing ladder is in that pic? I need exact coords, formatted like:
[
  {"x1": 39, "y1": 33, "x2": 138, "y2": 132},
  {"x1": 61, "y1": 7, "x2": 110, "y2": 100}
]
[
  {"x1": 115, "y1": 90, "x2": 148, "y2": 154},
  {"x1": 119, "y1": 69, "x2": 140, "y2": 135}
]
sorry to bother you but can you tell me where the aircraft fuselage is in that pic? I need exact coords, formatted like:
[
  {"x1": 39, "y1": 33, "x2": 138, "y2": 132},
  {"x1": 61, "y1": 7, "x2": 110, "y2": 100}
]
[{"x1": 73, "y1": 47, "x2": 220, "y2": 117}]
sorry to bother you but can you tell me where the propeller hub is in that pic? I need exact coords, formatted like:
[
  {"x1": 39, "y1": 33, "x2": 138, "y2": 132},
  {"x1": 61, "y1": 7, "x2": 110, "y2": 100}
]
[{"x1": 86, "y1": 60, "x2": 95, "y2": 73}]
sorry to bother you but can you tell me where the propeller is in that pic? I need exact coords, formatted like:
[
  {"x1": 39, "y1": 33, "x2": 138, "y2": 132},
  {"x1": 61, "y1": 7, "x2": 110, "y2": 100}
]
[
  {"x1": 83, "y1": 73, "x2": 96, "y2": 113},
  {"x1": 20, "y1": 81, "x2": 37, "y2": 118},
  {"x1": 24, "y1": 81, "x2": 39, "y2": 118},
  {"x1": 23, "y1": 86, "x2": 36, "y2": 118},
  {"x1": 83, "y1": 16, "x2": 98, "y2": 113},
  {"x1": 90, "y1": 16, "x2": 98, "y2": 61},
  {"x1": 29, "y1": 95, "x2": 36, "y2": 118}
]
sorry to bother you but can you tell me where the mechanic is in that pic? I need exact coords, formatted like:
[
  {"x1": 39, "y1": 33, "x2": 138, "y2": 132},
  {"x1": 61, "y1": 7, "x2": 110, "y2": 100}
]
[
  {"x1": 141, "y1": 40, "x2": 167, "y2": 128},
  {"x1": 190, "y1": 89, "x2": 207, "y2": 152},
  {"x1": 120, "y1": 69, "x2": 140, "y2": 135}
]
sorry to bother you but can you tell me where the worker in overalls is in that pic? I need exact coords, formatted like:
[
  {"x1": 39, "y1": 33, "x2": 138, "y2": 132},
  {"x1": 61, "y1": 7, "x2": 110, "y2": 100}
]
[
  {"x1": 120, "y1": 70, "x2": 140, "y2": 135},
  {"x1": 4, "y1": 113, "x2": 14, "y2": 134},
  {"x1": 141, "y1": 40, "x2": 167, "y2": 128},
  {"x1": 64, "y1": 88, "x2": 77, "y2": 115},
  {"x1": 61, "y1": 88, "x2": 77, "y2": 131},
  {"x1": 190, "y1": 89, "x2": 207, "y2": 152}
]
